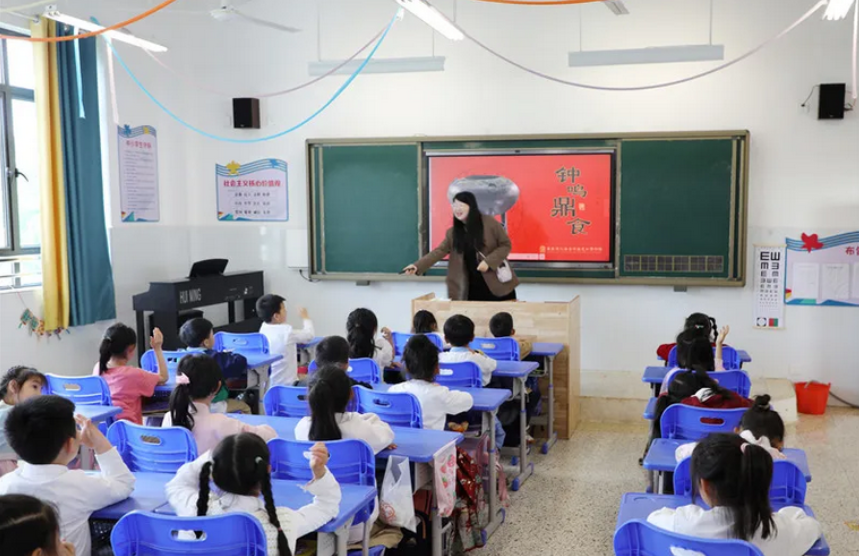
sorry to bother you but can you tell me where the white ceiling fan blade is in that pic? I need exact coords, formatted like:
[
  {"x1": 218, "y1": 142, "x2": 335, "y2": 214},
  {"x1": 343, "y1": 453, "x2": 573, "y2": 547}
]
[
  {"x1": 232, "y1": 8, "x2": 301, "y2": 33},
  {"x1": 603, "y1": 0, "x2": 630, "y2": 15}
]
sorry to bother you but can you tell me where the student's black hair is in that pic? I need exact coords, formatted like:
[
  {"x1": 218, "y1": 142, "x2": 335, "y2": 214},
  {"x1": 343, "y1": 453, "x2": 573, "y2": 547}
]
[
  {"x1": 489, "y1": 312, "x2": 514, "y2": 338},
  {"x1": 0, "y1": 366, "x2": 46, "y2": 399},
  {"x1": 198, "y1": 433, "x2": 291, "y2": 556},
  {"x1": 675, "y1": 330, "x2": 715, "y2": 373},
  {"x1": 650, "y1": 370, "x2": 733, "y2": 443},
  {"x1": 740, "y1": 395, "x2": 785, "y2": 445},
  {"x1": 5, "y1": 396, "x2": 76, "y2": 465},
  {"x1": 168, "y1": 354, "x2": 223, "y2": 431},
  {"x1": 0, "y1": 494, "x2": 62, "y2": 556},
  {"x1": 315, "y1": 336, "x2": 350, "y2": 368},
  {"x1": 451, "y1": 191, "x2": 485, "y2": 254},
  {"x1": 685, "y1": 312, "x2": 717, "y2": 343},
  {"x1": 98, "y1": 323, "x2": 137, "y2": 374},
  {"x1": 403, "y1": 335, "x2": 440, "y2": 382},
  {"x1": 306, "y1": 366, "x2": 352, "y2": 442},
  {"x1": 346, "y1": 308, "x2": 378, "y2": 360},
  {"x1": 691, "y1": 433, "x2": 776, "y2": 541},
  {"x1": 412, "y1": 310, "x2": 439, "y2": 334},
  {"x1": 256, "y1": 294, "x2": 286, "y2": 324},
  {"x1": 179, "y1": 318, "x2": 214, "y2": 348},
  {"x1": 443, "y1": 314, "x2": 475, "y2": 347}
]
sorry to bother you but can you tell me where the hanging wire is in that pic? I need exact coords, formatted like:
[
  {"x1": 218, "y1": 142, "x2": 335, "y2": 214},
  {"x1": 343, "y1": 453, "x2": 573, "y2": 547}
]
[{"x1": 0, "y1": 0, "x2": 53, "y2": 14}]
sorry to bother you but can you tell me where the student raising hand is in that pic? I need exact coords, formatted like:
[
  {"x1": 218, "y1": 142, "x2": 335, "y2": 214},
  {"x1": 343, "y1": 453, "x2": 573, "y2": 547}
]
[
  {"x1": 717, "y1": 325, "x2": 730, "y2": 345},
  {"x1": 308, "y1": 442, "x2": 329, "y2": 480},
  {"x1": 75, "y1": 414, "x2": 113, "y2": 455},
  {"x1": 150, "y1": 327, "x2": 164, "y2": 349}
]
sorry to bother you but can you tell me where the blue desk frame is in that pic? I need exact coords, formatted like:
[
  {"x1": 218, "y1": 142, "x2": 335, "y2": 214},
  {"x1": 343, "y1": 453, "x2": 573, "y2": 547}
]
[
  {"x1": 492, "y1": 360, "x2": 540, "y2": 491},
  {"x1": 530, "y1": 342, "x2": 564, "y2": 455}
]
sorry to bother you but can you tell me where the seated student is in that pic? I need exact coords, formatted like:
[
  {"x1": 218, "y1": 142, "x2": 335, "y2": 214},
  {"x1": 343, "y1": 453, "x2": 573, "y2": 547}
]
[
  {"x1": 94, "y1": 323, "x2": 169, "y2": 424},
  {"x1": 0, "y1": 366, "x2": 46, "y2": 476},
  {"x1": 167, "y1": 434, "x2": 341, "y2": 556},
  {"x1": 660, "y1": 328, "x2": 730, "y2": 393},
  {"x1": 412, "y1": 310, "x2": 446, "y2": 347},
  {"x1": 0, "y1": 494, "x2": 76, "y2": 556},
  {"x1": 315, "y1": 335, "x2": 373, "y2": 390},
  {"x1": 0, "y1": 396, "x2": 135, "y2": 556},
  {"x1": 162, "y1": 354, "x2": 276, "y2": 454},
  {"x1": 347, "y1": 308, "x2": 395, "y2": 371},
  {"x1": 439, "y1": 314, "x2": 496, "y2": 386},
  {"x1": 179, "y1": 318, "x2": 250, "y2": 414},
  {"x1": 648, "y1": 433, "x2": 821, "y2": 556},
  {"x1": 656, "y1": 312, "x2": 723, "y2": 362},
  {"x1": 257, "y1": 294, "x2": 315, "y2": 387},
  {"x1": 488, "y1": 311, "x2": 532, "y2": 359},
  {"x1": 390, "y1": 335, "x2": 474, "y2": 431}
]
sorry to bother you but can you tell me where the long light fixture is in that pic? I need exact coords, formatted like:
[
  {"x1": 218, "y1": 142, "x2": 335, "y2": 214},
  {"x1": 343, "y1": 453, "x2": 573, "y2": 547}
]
[
  {"x1": 604, "y1": 0, "x2": 630, "y2": 16},
  {"x1": 823, "y1": 0, "x2": 856, "y2": 20},
  {"x1": 569, "y1": 44, "x2": 724, "y2": 67},
  {"x1": 309, "y1": 56, "x2": 445, "y2": 75},
  {"x1": 44, "y1": 10, "x2": 168, "y2": 52},
  {"x1": 395, "y1": 0, "x2": 463, "y2": 41}
]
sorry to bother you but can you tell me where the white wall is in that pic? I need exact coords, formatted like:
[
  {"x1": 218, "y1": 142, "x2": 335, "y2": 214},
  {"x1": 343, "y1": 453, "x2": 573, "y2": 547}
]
[{"x1": 2, "y1": 0, "x2": 857, "y2": 402}]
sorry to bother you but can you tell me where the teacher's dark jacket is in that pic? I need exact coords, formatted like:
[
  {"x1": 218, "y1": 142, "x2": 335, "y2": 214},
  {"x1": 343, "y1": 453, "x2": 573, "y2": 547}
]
[{"x1": 414, "y1": 214, "x2": 519, "y2": 300}]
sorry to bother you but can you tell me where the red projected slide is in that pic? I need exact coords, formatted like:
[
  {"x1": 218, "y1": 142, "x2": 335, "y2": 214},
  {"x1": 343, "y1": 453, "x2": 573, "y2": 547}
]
[{"x1": 428, "y1": 153, "x2": 614, "y2": 263}]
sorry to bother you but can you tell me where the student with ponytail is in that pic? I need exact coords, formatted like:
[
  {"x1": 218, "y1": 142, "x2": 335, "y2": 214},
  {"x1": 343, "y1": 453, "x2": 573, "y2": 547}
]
[
  {"x1": 648, "y1": 433, "x2": 821, "y2": 556},
  {"x1": 162, "y1": 354, "x2": 276, "y2": 454},
  {"x1": 0, "y1": 494, "x2": 75, "y2": 556},
  {"x1": 660, "y1": 326, "x2": 730, "y2": 393},
  {"x1": 346, "y1": 308, "x2": 394, "y2": 371},
  {"x1": 166, "y1": 433, "x2": 341, "y2": 556},
  {"x1": 92, "y1": 323, "x2": 168, "y2": 424}
]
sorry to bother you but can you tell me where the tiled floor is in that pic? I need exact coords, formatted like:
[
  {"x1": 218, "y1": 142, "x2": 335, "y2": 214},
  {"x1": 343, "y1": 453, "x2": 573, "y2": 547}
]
[{"x1": 480, "y1": 408, "x2": 859, "y2": 555}]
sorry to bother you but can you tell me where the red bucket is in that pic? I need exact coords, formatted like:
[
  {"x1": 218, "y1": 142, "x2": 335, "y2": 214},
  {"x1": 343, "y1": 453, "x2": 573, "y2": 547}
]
[{"x1": 795, "y1": 381, "x2": 831, "y2": 415}]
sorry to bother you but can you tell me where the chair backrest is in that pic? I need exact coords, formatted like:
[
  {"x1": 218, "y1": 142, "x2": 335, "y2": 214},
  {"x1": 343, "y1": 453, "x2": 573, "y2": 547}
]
[
  {"x1": 213, "y1": 332, "x2": 269, "y2": 354},
  {"x1": 392, "y1": 332, "x2": 444, "y2": 356},
  {"x1": 107, "y1": 421, "x2": 198, "y2": 473},
  {"x1": 614, "y1": 519, "x2": 764, "y2": 556},
  {"x1": 674, "y1": 458, "x2": 807, "y2": 505},
  {"x1": 263, "y1": 385, "x2": 310, "y2": 418},
  {"x1": 354, "y1": 387, "x2": 423, "y2": 429},
  {"x1": 660, "y1": 405, "x2": 747, "y2": 441},
  {"x1": 668, "y1": 345, "x2": 742, "y2": 370},
  {"x1": 470, "y1": 336, "x2": 519, "y2": 361},
  {"x1": 141, "y1": 350, "x2": 186, "y2": 381},
  {"x1": 437, "y1": 361, "x2": 482, "y2": 388},
  {"x1": 111, "y1": 511, "x2": 266, "y2": 556},
  {"x1": 45, "y1": 374, "x2": 112, "y2": 406},
  {"x1": 307, "y1": 358, "x2": 382, "y2": 385},
  {"x1": 665, "y1": 370, "x2": 752, "y2": 398},
  {"x1": 268, "y1": 438, "x2": 375, "y2": 486}
]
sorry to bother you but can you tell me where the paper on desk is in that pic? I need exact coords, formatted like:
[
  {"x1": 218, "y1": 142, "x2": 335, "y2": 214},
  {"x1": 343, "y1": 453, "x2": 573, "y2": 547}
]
[
  {"x1": 821, "y1": 264, "x2": 850, "y2": 301},
  {"x1": 791, "y1": 263, "x2": 820, "y2": 300}
]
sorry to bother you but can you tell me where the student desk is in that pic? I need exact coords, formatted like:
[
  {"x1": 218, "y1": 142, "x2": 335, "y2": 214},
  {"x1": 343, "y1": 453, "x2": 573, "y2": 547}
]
[
  {"x1": 75, "y1": 404, "x2": 122, "y2": 423},
  {"x1": 91, "y1": 472, "x2": 173, "y2": 520},
  {"x1": 298, "y1": 336, "x2": 324, "y2": 366},
  {"x1": 492, "y1": 360, "x2": 540, "y2": 491},
  {"x1": 616, "y1": 493, "x2": 829, "y2": 556},
  {"x1": 643, "y1": 439, "x2": 812, "y2": 493},
  {"x1": 643, "y1": 366, "x2": 669, "y2": 397},
  {"x1": 529, "y1": 342, "x2": 564, "y2": 454}
]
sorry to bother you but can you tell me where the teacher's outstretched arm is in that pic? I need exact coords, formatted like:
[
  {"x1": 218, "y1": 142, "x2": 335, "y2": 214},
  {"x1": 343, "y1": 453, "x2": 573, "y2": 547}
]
[{"x1": 402, "y1": 230, "x2": 452, "y2": 275}]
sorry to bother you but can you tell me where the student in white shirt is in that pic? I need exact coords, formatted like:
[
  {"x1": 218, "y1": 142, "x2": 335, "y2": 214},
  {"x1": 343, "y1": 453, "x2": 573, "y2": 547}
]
[
  {"x1": 346, "y1": 308, "x2": 394, "y2": 371},
  {"x1": 647, "y1": 433, "x2": 821, "y2": 556},
  {"x1": 257, "y1": 294, "x2": 315, "y2": 387},
  {"x1": 0, "y1": 396, "x2": 135, "y2": 556},
  {"x1": 438, "y1": 314, "x2": 497, "y2": 386},
  {"x1": 166, "y1": 433, "x2": 341, "y2": 556},
  {"x1": 390, "y1": 335, "x2": 473, "y2": 431},
  {"x1": 0, "y1": 366, "x2": 47, "y2": 476},
  {"x1": 0, "y1": 494, "x2": 76, "y2": 556},
  {"x1": 162, "y1": 353, "x2": 276, "y2": 454}
]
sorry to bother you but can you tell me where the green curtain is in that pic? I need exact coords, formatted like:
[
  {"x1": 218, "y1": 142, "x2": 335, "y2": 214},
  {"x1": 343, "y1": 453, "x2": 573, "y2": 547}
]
[{"x1": 56, "y1": 26, "x2": 116, "y2": 326}]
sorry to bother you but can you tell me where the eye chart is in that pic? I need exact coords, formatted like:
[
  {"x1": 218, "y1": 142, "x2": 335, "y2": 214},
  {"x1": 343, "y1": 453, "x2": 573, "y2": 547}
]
[{"x1": 754, "y1": 245, "x2": 786, "y2": 329}]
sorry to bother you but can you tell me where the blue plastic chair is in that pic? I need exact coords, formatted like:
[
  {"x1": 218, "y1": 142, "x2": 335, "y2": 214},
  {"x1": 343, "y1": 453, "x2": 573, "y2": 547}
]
[
  {"x1": 45, "y1": 374, "x2": 112, "y2": 406},
  {"x1": 614, "y1": 519, "x2": 764, "y2": 556},
  {"x1": 141, "y1": 349, "x2": 187, "y2": 378},
  {"x1": 437, "y1": 361, "x2": 482, "y2": 388},
  {"x1": 263, "y1": 385, "x2": 310, "y2": 417},
  {"x1": 392, "y1": 331, "x2": 444, "y2": 356},
  {"x1": 308, "y1": 358, "x2": 382, "y2": 385},
  {"x1": 665, "y1": 370, "x2": 752, "y2": 398},
  {"x1": 213, "y1": 332, "x2": 270, "y2": 353},
  {"x1": 674, "y1": 457, "x2": 807, "y2": 505},
  {"x1": 354, "y1": 387, "x2": 423, "y2": 429},
  {"x1": 111, "y1": 511, "x2": 266, "y2": 556},
  {"x1": 668, "y1": 345, "x2": 742, "y2": 370},
  {"x1": 107, "y1": 421, "x2": 198, "y2": 473},
  {"x1": 470, "y1": 337, "x2": 519, "y2": 361},
  {"x1": 659, "y1": 406, "x2": 747, "y2": 441}
]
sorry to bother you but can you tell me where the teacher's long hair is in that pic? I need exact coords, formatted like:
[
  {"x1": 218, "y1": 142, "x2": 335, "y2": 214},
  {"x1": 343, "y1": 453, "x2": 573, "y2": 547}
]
[{"x1": 451, "y1": 191, "x2": 485, "y2": 253}]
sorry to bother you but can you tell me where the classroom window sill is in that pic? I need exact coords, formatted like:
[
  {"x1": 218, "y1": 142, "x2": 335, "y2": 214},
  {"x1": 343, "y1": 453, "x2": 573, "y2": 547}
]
[{"x1": 0, "y1": 255, "x2": 42, "y2": 292}]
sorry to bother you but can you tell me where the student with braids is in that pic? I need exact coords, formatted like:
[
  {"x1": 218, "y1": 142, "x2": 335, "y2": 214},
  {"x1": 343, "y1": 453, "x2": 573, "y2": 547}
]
[
  {"x1": 0, "y1": 367, "x2": 46, "y2": 476},
  {"x1": 660, "y1": 326, "x2": 730, "y2": 394},
  {"x1": 162, "y1": 354, "x2": 276, "y2": 454},
  {"x1": 346, "y1": 308, "x2": 394, "y2": 371},
  {"x1": 166, "y1": 433, "x2": 341, "y2": 556},
  {"x1": 656, "y1": 312, "x2": 728, "y2": 363},
  {"x1": 0, "y1": 494, "x2": 76, "y2": 556},
  {"x1": 648, "y1": 433, "x2": 821, "y2": 556},
  {"x1": 92, "y1": 323, "x2": 168, "y2": 424}
]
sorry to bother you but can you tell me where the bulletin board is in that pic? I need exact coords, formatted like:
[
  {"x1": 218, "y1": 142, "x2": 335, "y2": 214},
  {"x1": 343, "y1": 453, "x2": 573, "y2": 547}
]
[{"x1": 785, "y1": 231, "x2": 859, "y2": 306}]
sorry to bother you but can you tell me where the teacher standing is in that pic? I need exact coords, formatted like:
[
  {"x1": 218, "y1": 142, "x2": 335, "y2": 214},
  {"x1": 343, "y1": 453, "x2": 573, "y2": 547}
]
[{"x1": 403, "y1": 191, "x2": 519, "y2": 301}]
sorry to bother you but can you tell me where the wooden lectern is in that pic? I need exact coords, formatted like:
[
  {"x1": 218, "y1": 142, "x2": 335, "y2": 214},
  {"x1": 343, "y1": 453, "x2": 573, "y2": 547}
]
[{"x1": 411, "y1": 294, "x2": 581, "y2": 439}]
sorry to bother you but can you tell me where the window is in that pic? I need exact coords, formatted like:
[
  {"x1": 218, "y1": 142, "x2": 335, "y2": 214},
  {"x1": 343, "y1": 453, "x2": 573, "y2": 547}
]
[{"x1": 1, "y1": 33, "x2": 41, "y2": 289}]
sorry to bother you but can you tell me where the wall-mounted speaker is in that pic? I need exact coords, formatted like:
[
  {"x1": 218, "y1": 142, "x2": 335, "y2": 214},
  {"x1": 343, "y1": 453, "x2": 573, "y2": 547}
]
[
  {"x1": 233, "y1": 98, "x2": 260, "y2": 129},
  {"x1": 818, "y1": 83, "x2": 846, "y2": 120}
]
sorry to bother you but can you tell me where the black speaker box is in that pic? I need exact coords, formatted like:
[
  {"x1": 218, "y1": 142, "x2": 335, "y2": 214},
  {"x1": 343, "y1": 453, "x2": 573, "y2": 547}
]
[
  {"x1": 818, "y1": 83, "x2": 846, "y2": 120},
  {"x1": 233, "y1": 97, "x2": 261, "y2": 129}
]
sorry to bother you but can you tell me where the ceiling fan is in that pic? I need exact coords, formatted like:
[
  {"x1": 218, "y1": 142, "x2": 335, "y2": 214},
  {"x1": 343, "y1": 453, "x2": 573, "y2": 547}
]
[
  {"x1": 209, "y1": 0, "x2": 301, "y2": 33},
  {"x1": 603, "y1": 0, "x2": 630, "y2": 15}
]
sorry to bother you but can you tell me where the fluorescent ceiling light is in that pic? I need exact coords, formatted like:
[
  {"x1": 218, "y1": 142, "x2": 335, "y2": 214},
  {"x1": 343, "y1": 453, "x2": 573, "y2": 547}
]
[
  {"x1": 44, "y1": 10, "x2": 168, "y2": 52},
  {"x1": 569, "y1": 44, "x2": 724, "y2": 67},
  {"x1": 309, "y1": 56, "x2": 445, "y2": 76},
  {"x1": 395, "y1": 0, "x2": 463, "y2": 41},
  {"x1": 823, "y1": 0, "x2": 856, "y2": 20},
  {"x1": 604, "y1": 0, "x2": 630, "y2": 16}
]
